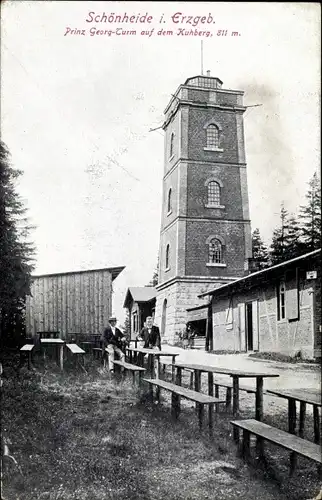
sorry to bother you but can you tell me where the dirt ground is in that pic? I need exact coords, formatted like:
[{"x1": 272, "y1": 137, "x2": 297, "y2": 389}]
[{"x1": 1, "y1": 349, "x2": 321, "y2": 500}]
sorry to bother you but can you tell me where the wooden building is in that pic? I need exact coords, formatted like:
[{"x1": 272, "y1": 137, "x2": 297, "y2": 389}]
[
  {"x1": 25, "y1": 266, "x2": 125, "y2": 338},
  {"x1": 123, "y1": 287, "x2": 156, "y2": 339},
  {"x1": 198, "y1": 249, "x2": 321, "y2": 360}
]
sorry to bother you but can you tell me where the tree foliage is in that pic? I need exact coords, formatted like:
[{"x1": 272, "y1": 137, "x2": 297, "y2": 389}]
[
  {"x1": 251, "y1": 228, "x2": 269, "y2": 270},
  {"x1": 299, "y1": 172, "x2": 321, "y2": 251},
  {"x1": 0, "y1": 141, "x2": 35, "y2": 346},
  {"x1": 146, "y1": 257, "x2": 159, "y2": 287}
]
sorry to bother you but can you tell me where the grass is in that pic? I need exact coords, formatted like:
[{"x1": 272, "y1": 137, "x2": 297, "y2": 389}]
[{"x1": 1, "y1": 349, "x2": 321, "y2": 500}]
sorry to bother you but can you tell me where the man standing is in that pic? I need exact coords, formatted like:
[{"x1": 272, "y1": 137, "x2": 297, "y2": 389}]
[{"x1": 102, "y1": 317, "x2": 126, "y2": 372}]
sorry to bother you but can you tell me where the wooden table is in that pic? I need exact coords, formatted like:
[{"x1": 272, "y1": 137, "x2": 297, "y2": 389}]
[
  {"x1": 175, "y1": 362, "x2": 279, "y2": 445},
  {"x1": 126, "y1": 347, "x2": 180, "y2": 379},
  {"x1": 40, "y1": 338, "x2": 65, "y2": 370},
  {"x1": 175, "y1": 363, "x2": 279, "y2": 419},
  {"x1": 267, "y1": 388, "x2": 321, "y2": 443}
]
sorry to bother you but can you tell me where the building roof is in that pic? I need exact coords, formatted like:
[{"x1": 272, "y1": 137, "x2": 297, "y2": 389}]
[
  {"x1": 123, "y1": 287, "x2": 157, "y2": 308},
  {"x1": 32, "y1": 266, "x2": 125, "y2": 281},
  {"x1": 198, "y1": 249, "x2": 321, "y2": 298}
]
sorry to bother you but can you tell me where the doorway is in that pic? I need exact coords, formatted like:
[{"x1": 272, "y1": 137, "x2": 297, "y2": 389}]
[{"x1": 245, "y1": 303, "x2": 254, "y2": 351}]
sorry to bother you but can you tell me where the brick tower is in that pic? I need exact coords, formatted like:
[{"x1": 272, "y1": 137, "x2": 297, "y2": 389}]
[{"x1": 154, "y1": 74, "x2": 252, "y2": 343}]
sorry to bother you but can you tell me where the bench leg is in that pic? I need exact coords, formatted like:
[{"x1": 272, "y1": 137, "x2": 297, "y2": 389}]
[
  {"x1": 198, "y1": 403, "x2": 205, "y2": 431},
  {"x1": 27, "y1": 352, "x2": 31, "y2": 370},
  {"x1": 226, "y1": 387, "x2": 232, "y2": 411},
  {"x1": 138, "y1": 371, "x2": 143, "y2": 388},
  {"x1": 242, "y1": 430, "x2": 251, "y2": 459},
  {"x1": 288, "y1": 398, "x2": 297, "y2": 473},
  {"x1": 299, "y1": 402, "x2": 306, "y2": 439},
  {"x1": 313, "y1": 405, "x2": 320, "y2": 444},
  {"x1": 215, "y1": 385, "x2": 220, "y2": 413},
  {"x1": 232, "y1": 377, "x2": 239, "y2": 442},
  {"x1": 194, "y1": 370, "x2": 201, "y2": 415},
  {"x1": 208, "y1": 403, "x2": 214, "y2": 436},
  {"x1": 189, "y1": 371, "x2": 194, "y2": 390},
  {"x1": 171, "y1": 393, "x2": 180, "y2": 419}
]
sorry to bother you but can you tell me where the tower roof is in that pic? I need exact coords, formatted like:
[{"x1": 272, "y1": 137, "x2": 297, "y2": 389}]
[{"x1": 184, "y1": 75, "x2": 223, "y2": 88}]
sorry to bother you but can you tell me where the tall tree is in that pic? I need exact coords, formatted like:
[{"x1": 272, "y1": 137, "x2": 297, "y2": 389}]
[
  {"x1": 299, "y1": 172, "x2": 321, "y2": 251},
  {"x1": 0, "y1": 141, "x2": 35, "y2": 347},
  {"x1": 251, "y1": 228, "x2": 269, "y2": 270},
  {"x1": 146, "y1": 257, "x2": 159, "y2": 287},
  {"x1": 269, "y1": 203, "x2": 290, "y2": 265}
]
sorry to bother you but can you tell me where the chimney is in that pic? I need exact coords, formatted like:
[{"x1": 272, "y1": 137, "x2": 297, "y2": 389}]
[{"x1": 206, "y1": 70, "x2": 211, "y2": 76}]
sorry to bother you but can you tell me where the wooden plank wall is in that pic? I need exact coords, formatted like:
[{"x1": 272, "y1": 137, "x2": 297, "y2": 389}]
[{"x1": 25, "y1": 270, "x2": 113, "y2": 338}]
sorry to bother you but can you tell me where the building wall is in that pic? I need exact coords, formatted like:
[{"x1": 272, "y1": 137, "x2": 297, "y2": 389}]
[
  {"x1": 25, "y1": 270, "x2": 112, "y2": 338},
  {"x1": 211, "y1": 268, "x2": 317, "y2": 358},
  {"x1": 185, "y1": 220, "x2": 249, "y2": 277},
  {"x1": 155, "y1": 279, "x2": 223, "y2": 343}
]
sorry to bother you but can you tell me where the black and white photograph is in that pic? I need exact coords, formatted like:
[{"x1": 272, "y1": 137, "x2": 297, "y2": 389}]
[{"x1": 1, "y1": 2, "x2": 321, "y2": 499}]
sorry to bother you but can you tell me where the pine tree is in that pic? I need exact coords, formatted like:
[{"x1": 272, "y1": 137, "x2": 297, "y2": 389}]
[
  {"x1": 0, "y1": 141, "x2": 35, "y2": 347},
  {"x1": 251, "y1": 228, "x2": 269, "y2": 270},
  {"x1": 270, "y1": 203, "x2": 290, "y2": 265},
  {"x1": 299, "y1": 172, "x2": 321, "y2": 251},
  {"x1": 146, "y1": 257, "x2": 159, "y2": 287}
]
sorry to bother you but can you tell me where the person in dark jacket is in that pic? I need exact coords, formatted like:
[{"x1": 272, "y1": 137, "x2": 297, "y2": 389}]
[
  {"x1": 136, "y1": 316, "x2": 161, "y2": 350},
  {"x1": 136, "y1": 316, "x2": 161, "y2": 369},
  {"x1": 102, "y1": 317, "x2": 126, "y2": 372}
]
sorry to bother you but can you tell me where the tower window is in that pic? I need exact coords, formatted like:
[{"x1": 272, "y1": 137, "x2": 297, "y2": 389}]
[
  {"x1": 208, "y1": 238, "x2": 223, "y2": 264},
  {"x1": 165, "y1": 244, "x2": 170, "y2": 270},
  {"x1": 206, "y1": 125, "x2": 220, "y2": 149},
  {"x1": 208, "y1": 181, "x2": 221, "y2": 206},
  {"x1": 169, "y1": 132, "x2": 175, "y2": 158},
  {"x1": 167, "y1": 188, "x2": 172, "y2": 214}
]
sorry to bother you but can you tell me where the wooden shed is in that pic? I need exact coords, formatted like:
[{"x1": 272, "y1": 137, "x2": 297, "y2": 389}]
[
  {"x1": 123, "y1": 287, "x2": 156, "y2": 339},
  {"x1": 25, "y1": 266, "x2": 125, "y2": 338}
]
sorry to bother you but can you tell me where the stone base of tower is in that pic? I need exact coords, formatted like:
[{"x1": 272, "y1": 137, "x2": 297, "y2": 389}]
[{"x1": 154, "y1": 276, "x2": 236, "y2": 345}]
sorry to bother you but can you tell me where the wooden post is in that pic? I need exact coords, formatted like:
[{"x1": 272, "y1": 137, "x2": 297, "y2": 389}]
[
  {"x1": 189, "y1": 371, "x2": 194, "y2": 389},
  {"x1": 215, "y1": 384, "x2": 220, "y2": 413},
  {"x1": 208, "y1": 372, "x2": 214, "y2": 432},
  {"x1": 299, "y1": 402, "x2": 306, "y2": 438},
  {"x1": 28, "y1": 351, "x2": 31, "y2": 370},
  {"x1": 198, "y1": 403, "x2": 205, "y2": 431},
  {"x1": 225, "y1": 387, "x2": 232, "y2": 411},
  {"x1": 242, "y1": 430, "x2": 250, "y2": 458},
  {"x1": 232, "y1": 376, "x2": 239, "y2": 442},
  {"x1": 313, "y1": 405, "x2": 320, "y2": 444},
  {"x1": 194, "y1": 369, "x2": 201, "y2": 415},
  {"x1": 59, "y1": 345, "x2": 64, "y2": 371},
  {"x1": 171, "y1": 392, "x2": 180, "y2": 419},
  {"x1": 288, "y1": 398, "x2": 297, "y2": 472},
  {"x1": 171, "y1": 355, "x2": 176, "y2": 382},
  {"x1": 255, "y1": 377, "x2": 264, "y2": 421},
  {"x1": 176, "y1": 366, "x2": 182, "y2": 386}
]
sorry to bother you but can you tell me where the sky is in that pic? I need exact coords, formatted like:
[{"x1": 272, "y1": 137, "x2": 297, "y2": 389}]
[{"x1": 1, "y1": 1, "x2": 320, "y2": 324}]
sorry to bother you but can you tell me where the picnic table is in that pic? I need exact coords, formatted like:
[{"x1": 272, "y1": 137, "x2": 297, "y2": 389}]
[
  {"x1": 40, "y1": 338, "x2": 65, "y2": 370},
  {"x1": 267, "y1": 388, "x2": 321, "y2": 444},
  {"x1": 126, "y1": 346, "x2": 180, "y2": 379},
  {"x1": 174, "y1": 362, "x2": 279, "y2": 423}
]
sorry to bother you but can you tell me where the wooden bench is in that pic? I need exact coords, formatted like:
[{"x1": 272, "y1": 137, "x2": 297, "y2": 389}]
[
  {"x1": 230, "y1": 419, "x2": 322, "y2": 474},
  {"x1": 213, "y1": 377, "x2": 267, "y2": 411},
  {"x1": 19, "y1": 344, "x2": 34, "y2": 370},
  {"x1": 112, "y1": 360, "x2": 146, "y2": 384},
  {"x1": 143, "y1": 378, "x2": 225, "y2": 431},
  {"x1": 66, "y1": 344, "x2": 86, "y2": 372}
]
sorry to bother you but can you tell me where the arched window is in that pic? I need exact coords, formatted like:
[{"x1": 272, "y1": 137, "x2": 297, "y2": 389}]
[
  {"x1": 208, "y1": 238, "x2": 223, "y2": 264},
  {"x1": 167, "y1": 188, "x2": 172, "y2": 213},
  {"x1": 165, "y1": 244, "x2": 170, "y2": 269},
  {"x1": 206, "y1": 124, "x2": 219, "y2": 149},
  {"x1": 208, "y1": 181, "x2": 220, "y2": 206},
  {"x1": 170, "y1": 132, "x2": 175, "y2": 157}
]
